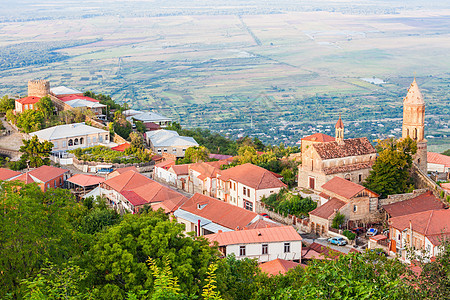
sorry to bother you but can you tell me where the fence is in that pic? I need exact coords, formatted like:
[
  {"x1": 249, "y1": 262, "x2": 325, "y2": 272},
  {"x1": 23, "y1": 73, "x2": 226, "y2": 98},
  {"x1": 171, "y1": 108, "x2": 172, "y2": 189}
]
[
  {"x1": 72, "y1": 157, "x2": 155, "y2": 173},
  {"x1": 255, "y1": 201, "x2": 311, "y2": 233}
]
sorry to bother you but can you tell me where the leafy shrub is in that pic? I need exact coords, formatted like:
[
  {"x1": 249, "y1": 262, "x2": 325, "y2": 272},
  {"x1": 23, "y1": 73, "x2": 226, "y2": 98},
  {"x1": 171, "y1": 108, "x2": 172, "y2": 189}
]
[
  {"x1": 343, "y1": 229, "x2": 356, "y2": 240},
  {"x1": 332, "y1": 212, "x2": 345, "y2": 229},
  {"x1": 261, "y1": 189, "x2": 317, "y2": 217},
  {"x1": 69, "y1": 145, "x2": 152, "y2": 164}
]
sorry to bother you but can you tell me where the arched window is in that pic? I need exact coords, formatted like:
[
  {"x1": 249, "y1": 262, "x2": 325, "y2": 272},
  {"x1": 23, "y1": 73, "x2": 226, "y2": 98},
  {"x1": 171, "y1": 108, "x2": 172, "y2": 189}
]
[
  {"x1": 345, "y1": 174, "x2": 351, "y2": 181},
  {"x1": 80, "y1": 137, "x2": 84, "y2": 145},
  {"x1": 414, "y1": 128, "x2": 418, "y2": 140},
  {"x1": 406, "y1": 128, "x2": 410, "y2": 138},
  {"x1": 68, "y1": 139, "x2": 73, "y2": 146}
]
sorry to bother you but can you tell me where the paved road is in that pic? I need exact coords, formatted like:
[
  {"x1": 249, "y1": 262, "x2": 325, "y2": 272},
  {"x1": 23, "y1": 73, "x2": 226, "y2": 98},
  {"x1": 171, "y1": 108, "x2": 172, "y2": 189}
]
[
  {"x1": 0, "y1": 118, "x2": 25, "y2": 160},
  {"x1": 301, "y1": 234, "x2": 361, "y2": 254}
]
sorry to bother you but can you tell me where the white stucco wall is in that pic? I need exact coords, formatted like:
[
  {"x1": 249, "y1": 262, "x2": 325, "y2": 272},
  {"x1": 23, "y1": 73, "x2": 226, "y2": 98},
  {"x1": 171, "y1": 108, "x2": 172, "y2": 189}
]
[{"x1": 225, "y1": 241, "x2": 302, "y2": 263}]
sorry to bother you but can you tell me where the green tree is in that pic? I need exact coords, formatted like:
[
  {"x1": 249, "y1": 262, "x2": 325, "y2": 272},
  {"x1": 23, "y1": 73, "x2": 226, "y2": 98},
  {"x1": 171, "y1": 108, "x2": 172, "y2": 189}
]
[
  {"x1": 148, "y1": 257, "x2": 184, "y2": 300},
  {"x1": 84, "y1": 210, "x2": 217, "y2": 298},
  {"x1": 0, "y1": 95, "x2": 15, "y2": 113},
  {"x1": 19, "y1": 135, "x2": 53, "y2": 168},
  {"x1": 36, "y1": 96, "x2": 55, "y2": 117},
  {"x1": 16, "y1": 109, "x2": 44, "y2": 133},
  {"x1": 179, "y1": 146, "x2": 210, "y2": 164},
  {"x1": 129, "y1": 132, "x2": 144, "y2": 150},
  {"x1": 202, "y1": 263, "x2": 222, "y2": 300},
  {"x1": 0, "y1": 183, "x2": 83, "y2": 298},
  {"x1": 442, "y1": 149, "x2": 450, "y2": 156},
  {"x1": 364, "y1": 137, "x2": 417, "y2": 197},
  {"x1": 331, "y1": 211, "x2": 345, "y2": 229}
]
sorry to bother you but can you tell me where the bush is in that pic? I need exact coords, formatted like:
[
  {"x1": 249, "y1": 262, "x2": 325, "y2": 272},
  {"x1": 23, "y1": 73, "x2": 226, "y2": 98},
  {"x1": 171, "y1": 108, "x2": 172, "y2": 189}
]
[
  {"x1": 343, "y1": 230, "x2": 356, "y2": 240},
  {"x1": 332, "y1": 212, "x2": 345, "y2": 229},
  {"x1": 261, "y1": 189, "x2": 317, "y2": 217},
  {"x1": 69, "y1": 145, "x2": 152, "y2": 164}
]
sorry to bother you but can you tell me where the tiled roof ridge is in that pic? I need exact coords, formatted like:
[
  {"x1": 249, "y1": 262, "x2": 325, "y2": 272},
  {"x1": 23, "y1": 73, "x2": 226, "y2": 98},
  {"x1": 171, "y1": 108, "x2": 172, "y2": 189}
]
[
  {"x1": 424, "y1": 210, "x2": 434, "y2": 236},
  {"x1": 119, "y1": 170, "x2": 139, "y2": 192}
]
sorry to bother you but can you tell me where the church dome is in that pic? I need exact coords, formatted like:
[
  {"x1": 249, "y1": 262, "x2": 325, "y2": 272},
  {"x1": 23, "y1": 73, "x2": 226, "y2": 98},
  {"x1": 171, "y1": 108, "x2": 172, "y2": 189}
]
[{"x1": 404, "y1": 79, "x2": 424, "y2": 105}]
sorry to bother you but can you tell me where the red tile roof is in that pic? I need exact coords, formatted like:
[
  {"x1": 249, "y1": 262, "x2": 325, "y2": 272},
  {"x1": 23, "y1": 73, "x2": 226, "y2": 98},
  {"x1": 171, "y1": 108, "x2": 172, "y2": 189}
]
[
  {"x1": 13, "y1": 173, "x2": 35, "y2": 184},
  {"x1": 301, "y1": 133, "x2": 335, "y2": 143},
  {"x1": 206, "y1": 225, "x2": 301, "y2": 246},
  {"x1": 190, "y1": 162, "x2": 221, "y2": 178},
  {"x1": 389, "y1": 209, "x2": 450, "y2": 246},
  {"x1": 170, "y1": 164, "x2": 189, "y2": 176},
  {"x1": 335, "y1": 115, "x2": 344, "y2": 129},
  {"x1": 428, "y1": 152, "x2": 450, "y2": 167},
  {"x1": 57, "y1": 95, "x2": 100, "y2": 103},
  {"x1": 219, "y1": 163, "x2": 287, "y2": 190},
  {"x1": 27, "y1": 165, "x2": 69, "y2": 183},
  {"x1": 313, "y1": 137, "x2": 376, "y2": 160},
  {"x1": 155, "y1": 159, "x2": 176, "y2": 169},
  {"x1": 0, "y1": 168, "x2": 21, "y2": 181},
  {"x1": 67, "y1": 174, "x2": 105, "y2": 187},
  {"x1": 323, "y1": 161, "x2": 375, "y2": 175},
  {"x1": 369, "y1": 234, "x2": 388, "y2": 242},
  {"x1": 179, "y1": 193, "x2": 257, "y2": 230},
  {"x1": 103, "y1": 170, "x2": 151, "y2": 192},
  {"x1": 322, "y1": 176, "x2": 378, "y2": 199},
  {"x1": 112, "y1": 166, "x2": 138, "y2": 175},
  {"x1": 383, "y1": 191, "x2": 445, "y2": 218},
  {"x1": 259, "y1": 259, "x2": 302, "y2": 276},
  {"x1": 16, "y1": 96, "x2": 41, "y2": 105},
  {"x1": 144, "y1": 122, "x2": 161, "y2": 131},
  {"x1": 309, "y1": 197, "x2": 346, "y2": 219},
  {"x1": 245, "y1": 219, "x2": 281, "y2": 229},
  {"x1": 441, "y1": 183, "x2": 450, "y2": 193},
  {"x1": 111, "y1": 143, "x2": 131, "y2": 152},
  {"x1": 307, "y1": 242, "x2": 344, "y2": 259},
  {"x1": 151, "y1": 196, "x2": 188, "y2": 214}
]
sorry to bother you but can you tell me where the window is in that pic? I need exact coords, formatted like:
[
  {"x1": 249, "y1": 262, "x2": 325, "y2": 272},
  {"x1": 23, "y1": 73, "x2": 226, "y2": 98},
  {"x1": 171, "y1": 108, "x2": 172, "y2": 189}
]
[
  {"x1": 262, "y1": 244, "x2": 268, "y2": 255},
  {"x1": 233, "y1": 182, "x2": 236, "y2": 190},
  {"x1": 243, "y1": 187, "x2": 246, "y2": 195},
  {"x1": 54, "y1": 180, "x2": 57, "y2": 188},
  {"x1": 24, "y1": 104, "x2": 28, "y2": 110},
  {"x1": 62, "y1": 141, "x2": 67, "y2": 148},
  {"x1": 284, "y1": 242, "x2": 290, "y2": 253},
  {"x1": 173, "y1": 148, "x2": 177, "y2": 153},
  {"x1": 68, "y1": 139, "x2": 73, "y2": 146},
  {"x1": 182, "y1": 148, "x2": 186, "y2": 152},
  {"x1": 247, "y1": 188, "x2": 250, "y2": 197},
  {"x1": 359, "y1": 174, "x2": 362, "y2": 182},
  {"x1": 157, "y1": 148, "x2": 162, "y2": 153},
  {"x1": 93, "y1": 137, "x2": 97, "y2": 143},
  {"x1": 244, "y1": 201, "x2": 253, "y2": 211},
  {"x1": 87, "y1": 137, "x2": 91, "y2": 144},
  {"x1": 99, "y1": 135, "x2": 103, "y2": 142},
  {"x1": 239, "y1": 245, "x2": 246, "y2": 256},
  {"x1": 164, "y1": 148, "x2": 168, "y2": 153},
  {"x1": 30, "y1": 104, "x2": 33, "y2": 109},
  {"x1": 105, "y1": 135, "x2": 108, "y2": 141},
  {"x1": 53, "y1": 142, "x2": 58, "y2": 148},
  {"x1": 80, "y1": 138, "x2": 84, "y2": 145},
  {"x1": 353, "y1": 205, "x2": 357, "y2": 212},
  {"x1": 74, "y1": 138, "x2": 79, "y2": 145}
]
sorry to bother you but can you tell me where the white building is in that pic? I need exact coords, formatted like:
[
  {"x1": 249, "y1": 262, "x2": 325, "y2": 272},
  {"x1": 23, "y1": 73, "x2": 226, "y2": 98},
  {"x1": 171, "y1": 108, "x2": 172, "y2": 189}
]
[
  {"x1": 206, "y1": 226, "x2": 302, "y2": 263},
  {"x1": 29, "y1": 122, "x2": 110, "y2": 152},
  {"x1": 216, "y1": 163, "x2": 286, "y2": 212},
  {"x1": 427, "y1": 152, "x2": 450, "y2": 176},
  {"x1": 124, "y1": 110, "x2": 172, "y2": 127},
  {"x1": 146, "y1": 129, "x2": 198, "y2": 158}
]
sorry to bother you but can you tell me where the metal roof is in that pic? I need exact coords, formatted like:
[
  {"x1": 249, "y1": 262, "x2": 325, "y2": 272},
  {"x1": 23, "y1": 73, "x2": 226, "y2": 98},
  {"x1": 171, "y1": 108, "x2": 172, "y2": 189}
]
[
  {"x1": 29, "y1": 122, "x2": 108, "y2": 140},
  {"x1": 51, "y1": 86, "x2": 82, "y2": 95}
]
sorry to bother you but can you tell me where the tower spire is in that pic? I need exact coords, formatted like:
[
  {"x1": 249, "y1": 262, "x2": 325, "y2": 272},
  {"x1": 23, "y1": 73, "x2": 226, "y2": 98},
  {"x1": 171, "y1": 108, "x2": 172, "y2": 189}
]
[{"x1": 335, "y1": 114, "x2": 344, "y2": 144}]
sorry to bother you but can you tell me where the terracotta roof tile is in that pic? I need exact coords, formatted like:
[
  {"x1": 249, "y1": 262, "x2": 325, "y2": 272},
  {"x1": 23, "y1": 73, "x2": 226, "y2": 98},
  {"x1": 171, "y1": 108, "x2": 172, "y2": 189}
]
[
  {"x1": 309, "y1": 197, "x2": 346, "y2": 219},
  {"x1": 155, "y1": 160, "x2": 176, "y2": 169},
  {"x1": 313, "y1": 137, "x2": 376, "y2": 160},
  {"x1": 67, "y1": 174, "x2": 105, "y2": 187},
  {"x1": 259, "y1": 259, "x2": 302, "y2": 276},
  {"x1": 113, "y1": 166, "x2": 138, "y2": 175},
  {"x1": 103, "y1": 170, "x2": 151, "y2": 192},
  {"x1": 219, "y1": 163, "x2": 286, "y2": 190},
  {"x1": 307, "y1": 242, "x2": 344, "y2": 259},
  {"x1": 111, "y1": 143, "x2": 131, "y2": 152},
  {"x1": 180, "y1": 193, "x2": 257, "y2": 230},
  {"x1": 321, "y1": 176, "x2": 376, "y2": 199},
  {"x1": 27, "y1": 165, "x2": 69, "y2": 183},
  {"x1": 428, "y1": 152, "x2": 450, "y2": 167},
  {"x1": 245, "y1": 219, "x2": 281, "y2": 229},
  {"x1": 389, "y1": 209, "x2": 450, "y2": 246},
  {"x1": 16, "y1": 96, "x2": 41, "y2": 105},
  {"x1": 383, "y1": 191, "x2": 445, "y2": 218},
  {"x1": 335, "y1": 116, "x2": 344, "y2": 129},
  {"x1": 13, "y1": 173, "x2": 35, "y2": 184},
  {"x1": 170, "y1": 164, "x2": 189, "y2": 176},
  {"x1": 0, "y1": 168, "x2": 21, "y2": 181},
  {"x1": 206, "y1": 225, "x2": 301, "y2": 246},
  {"x1": 322, "y1": 161, "x2": 374, "y2": 175},
  {"x1": 301, "y1": 133, "x2": 335, "y2": 143},
  {"x1": 190, "y1": 162, "x2": 221, "y2": 178}
]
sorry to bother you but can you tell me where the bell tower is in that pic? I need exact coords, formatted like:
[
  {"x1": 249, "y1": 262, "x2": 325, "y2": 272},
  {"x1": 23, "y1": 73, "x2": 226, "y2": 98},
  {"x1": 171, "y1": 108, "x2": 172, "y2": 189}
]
[
  {"x1": 402, "y1": 78, "x2": 427, "y2": 172},
  {"x1": 335, "y1": 114, "x2": 344, "y2": 145}
]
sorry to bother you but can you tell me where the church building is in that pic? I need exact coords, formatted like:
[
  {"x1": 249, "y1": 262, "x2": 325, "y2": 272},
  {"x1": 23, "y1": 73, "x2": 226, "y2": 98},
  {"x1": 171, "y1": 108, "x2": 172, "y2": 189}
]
[
  {"x1": 298, "y1": 115, "x2": 377, "y2": 191},
  {"x1": 401, "y1": 78, "x2": 427, "y2": 173}
]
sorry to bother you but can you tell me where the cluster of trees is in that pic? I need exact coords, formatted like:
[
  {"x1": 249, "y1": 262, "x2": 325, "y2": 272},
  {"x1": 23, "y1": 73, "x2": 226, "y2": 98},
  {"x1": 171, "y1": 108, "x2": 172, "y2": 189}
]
[
  {"x1": 70, "y1": 145, "x2": 152, "y2": 164},
  {"x1": 3, "y1": 180, "x2": 450, "y2": 299},
  {"x1": 261, "y1": 189, "x2": 317, "y2": 217},
  {"x1": 364, "y1": 137, "x2": 417, "y2": 197}
]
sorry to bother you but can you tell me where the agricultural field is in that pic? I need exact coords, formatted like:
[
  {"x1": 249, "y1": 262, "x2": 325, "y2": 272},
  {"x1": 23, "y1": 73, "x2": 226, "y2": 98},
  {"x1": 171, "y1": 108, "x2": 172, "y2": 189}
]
[{"x1": 0, "y1": 0, "x2": 449, "y2": 150}]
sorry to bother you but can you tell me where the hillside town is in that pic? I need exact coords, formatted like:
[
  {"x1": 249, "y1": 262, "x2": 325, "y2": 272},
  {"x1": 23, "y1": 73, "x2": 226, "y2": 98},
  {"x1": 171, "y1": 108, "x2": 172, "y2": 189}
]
[{"x1": 1, "y1": 78, "x2": 450, "y2": 299}]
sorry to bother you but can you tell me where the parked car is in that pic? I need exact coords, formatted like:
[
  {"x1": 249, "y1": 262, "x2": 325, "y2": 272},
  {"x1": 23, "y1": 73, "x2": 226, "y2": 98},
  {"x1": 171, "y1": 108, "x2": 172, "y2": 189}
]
[
  {"x1": 366, "y1": 228, "x2": 378, "y2": 237},
  {"x1": 259, "y1": 213, "x2": 270, "y2": 219},
  {"x1": 327, "y1": 237, "x2": 348, "y2": 246}
]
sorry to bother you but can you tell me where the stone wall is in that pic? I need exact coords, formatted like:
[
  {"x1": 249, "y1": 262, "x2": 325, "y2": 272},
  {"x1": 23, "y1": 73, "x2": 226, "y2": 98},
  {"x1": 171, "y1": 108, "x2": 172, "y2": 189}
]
[
  {"x1": 28, "y1": 80, "x2": 50, "y2": 98},
  {"x1": 255, "y1": 201, "x2": 310, "y2": 233},
  {"x1": 410, "y1": 164, "x2": 448, "y2": 198},
  {"x1": 378, "y1": 189, "x2": 428, "y2": 207}
]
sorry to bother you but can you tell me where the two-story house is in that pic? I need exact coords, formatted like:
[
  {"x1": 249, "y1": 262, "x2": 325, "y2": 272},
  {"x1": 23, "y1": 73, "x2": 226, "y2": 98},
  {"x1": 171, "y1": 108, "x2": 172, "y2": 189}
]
[
  {"x1": 146, "y1": 129, "x2": 198, "y2": 158},
  {"x1": 206, "y1": 226, "x2": 302, "y2": 263},
  {"x1": 174, "y1": 193, "x2": 261, "y2": 236},
  {"x1": 389, "y1": 209, "x2": 450, "y2": 262},
  {"x1": 309, "y1": 176, "x2": 379, "y2": 235},
  {"x1": 216, "y1": 163, "x2": 286, "y2": 212},
  {"x1": 29, "y1": 122, "x2": 110, "y2": 152}
]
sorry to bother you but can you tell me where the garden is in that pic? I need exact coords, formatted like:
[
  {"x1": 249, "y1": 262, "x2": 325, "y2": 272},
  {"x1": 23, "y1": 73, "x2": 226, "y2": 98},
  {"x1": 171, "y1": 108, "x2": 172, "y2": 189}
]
[
  {"x1": 69, "y1": 145, "x2": 153, "y2": 164},
  {"x1": 261, "y1": 189, "x2": 317, "y2": 217}
]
